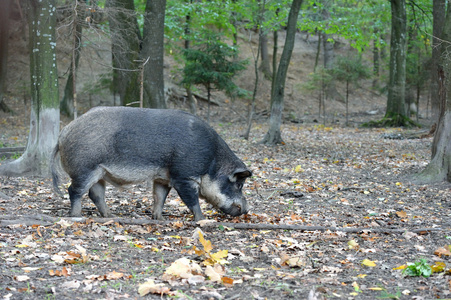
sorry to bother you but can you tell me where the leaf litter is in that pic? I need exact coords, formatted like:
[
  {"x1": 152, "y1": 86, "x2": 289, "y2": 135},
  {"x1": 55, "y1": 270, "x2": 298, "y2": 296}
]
[{"x1": 1, "y1": 123, "x2": 451, "y2": 299}]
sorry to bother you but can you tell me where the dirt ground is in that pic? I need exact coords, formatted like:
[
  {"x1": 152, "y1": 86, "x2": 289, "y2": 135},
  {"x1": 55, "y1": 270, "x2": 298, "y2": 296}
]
[{"x1": 1, "y1": 104, "x2": 451, "y2": 299}]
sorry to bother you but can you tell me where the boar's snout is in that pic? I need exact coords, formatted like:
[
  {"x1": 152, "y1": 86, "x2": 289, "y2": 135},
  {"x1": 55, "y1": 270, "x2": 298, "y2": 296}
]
[{"x1": 221, "y1": 197, "x2": 249, "y2": 217}]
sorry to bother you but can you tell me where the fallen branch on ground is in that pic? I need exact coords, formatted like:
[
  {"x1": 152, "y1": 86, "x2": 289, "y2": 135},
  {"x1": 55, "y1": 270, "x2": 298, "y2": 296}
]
[{"x1": 0, "y1": 214, "x2": 445, "y2": 234}]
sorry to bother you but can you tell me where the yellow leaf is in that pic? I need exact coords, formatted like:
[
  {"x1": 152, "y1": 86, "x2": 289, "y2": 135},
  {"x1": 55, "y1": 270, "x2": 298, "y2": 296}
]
[
  {"x1": 356, "y1": 274, "x2": 367, "y2": 278},
  {"x1": 361, "y1": 259, "x2": 376, "y2": 267},
  {"x1": 193, "y1": 245, "x2": 205, "y2": 256},
  {"x1": 369, "y1": 287, "x2": 384, "y2": 291},
  {"x1": 393, "y1": 264, "x2": 407, "y2": 270},
  {"x1": 348, "y1": 240, "x2": 358, "y2": 249},
  {"x1": 294, "y1": 165, "x2": 303, "y2": 173},
  {"x1": 210, "y1": 250, "x2": 229, "y2": 265},
  {"x1": 15, "y1": 244, "x2": 28, "y2": 248},
  {"x1": 431, "y1": 261, "x2": 446, "y2": 273},
  {"x1": 350, "y1": 292, "x2": 359, "y2": 296},
  {"x1": 199, "y1": 232, "x2": 213, "y2": 253}
]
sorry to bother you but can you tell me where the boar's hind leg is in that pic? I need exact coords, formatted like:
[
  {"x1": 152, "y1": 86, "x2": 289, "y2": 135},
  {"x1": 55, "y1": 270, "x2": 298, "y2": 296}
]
[
  {"x1": 152, "y1": 182, "x2": 171, "y2": 220},
  {"x1": 88, "y1": 180, "x2": 112, "y2": 218},
  {"x1": 173, "y1": 180, "x2": 204, "y2": 221},
  {"x1": 68, "y1": 184, "x2": 84, "y2": 217}
]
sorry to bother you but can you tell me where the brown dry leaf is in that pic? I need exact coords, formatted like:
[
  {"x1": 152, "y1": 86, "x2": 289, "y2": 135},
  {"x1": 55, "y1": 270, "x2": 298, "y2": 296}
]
[
  {"x1": 138, "y1": 280, "x2": 174, "y2": 296},
  {"x1": 106, "y1": 270, "x2": 124, "y2": 280},
  {"x1": 222, "y1": 276, "x2": 234, "y2": 286},
  {"x1": 434, "y1": 246, "x2": 451, "y2": 257},
  {"x1": 75, "y1": 245, "x2": 89, "y2": 263},
  {"x1": 205, "y1": 264, "x2": 225, "y2": 282},
  {"x1": 49, "y1": 266, "x2": 70, "y2": 277},
  {"x1": 396, "y1": 211, "x2": 407, "y2": 218},
  {"x1": 164, "y1": 257, "x2": 202, "y2": 279}
]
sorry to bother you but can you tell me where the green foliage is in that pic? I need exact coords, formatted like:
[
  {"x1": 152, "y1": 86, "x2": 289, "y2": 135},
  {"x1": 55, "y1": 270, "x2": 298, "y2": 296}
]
[
  {"x1": 302, "y1": 68, "x2": 333, "y2": 94},
  {"x1": 299, "y1": 0, "x2": 391, "y2": 52},
  {"x1": 181, "y1": 31, "x2": 248, "y2": 98},
  {"x1": 332, "y1": 54, "x2": 370, "y2": 85},
  {"x1": 402, "y1": 259, "x2": 432, "y2": 278}
]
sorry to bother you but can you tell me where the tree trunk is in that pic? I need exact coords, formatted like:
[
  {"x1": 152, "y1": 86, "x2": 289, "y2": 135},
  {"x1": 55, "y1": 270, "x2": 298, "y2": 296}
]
[
  {"x1": 372, "y1": 29, "x2": 380, "y2": 88},
  {"x1": 0, "y1": 0, "x2": 12, "y2": 113},
  {"x1": 0, "y1": 0, "x2": 60, "y2": 177},
  {"x1": 260, "y1": 32, "x2": 272, "y2": 80},
  {"x1": 271, "y1": 8, "x2": 280, "y2": 95},
  {"x1": 415, "y1": 2, "x2": 451, "y2": 184},
  {"x1": 142, "y1": 0, "x2": 167, "y2": 108},
  {"x1": 184, "y1": 8, "x2": 197, "y2": 115},
  {"x1": 385, "y1": 0, "x2": 407, "y2": 123},
  {"x1": 60, "y1": 1, "x2": 85, "y2": 118},
  {"x1": 323, "y1": 32, "x2": 334, "y2": 70},
  {"x1": 430, "y1": 0, "x2": 446, "y2": 125},
  {"x1": 262, "y1": 0, "x2": 303, "y2": 145},
  {"x1": 106, "y1": 0, "x2": 141, "y2": 106}
]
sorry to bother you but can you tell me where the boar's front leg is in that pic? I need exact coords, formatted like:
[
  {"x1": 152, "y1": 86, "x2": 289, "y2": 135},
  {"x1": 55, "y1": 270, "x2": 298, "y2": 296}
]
[
  {"x1": 88, "y1": 180, "x2": 112, "y2": 217},
  {"x1": 152, "y1": 182, "x2": 171, "y2": 220},
  {"x1": 172, "y1": 180, "x2": 204, "y2": 221}
]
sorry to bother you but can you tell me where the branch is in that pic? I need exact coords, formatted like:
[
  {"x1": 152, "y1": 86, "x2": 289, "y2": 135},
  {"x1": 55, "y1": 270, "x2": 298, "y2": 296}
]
[{"x1": 0, "y1": 214, "x2": 444, "y2": 234}]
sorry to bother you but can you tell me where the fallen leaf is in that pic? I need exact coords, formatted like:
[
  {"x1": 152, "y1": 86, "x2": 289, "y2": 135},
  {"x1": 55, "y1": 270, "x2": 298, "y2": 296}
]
[
  {"x1": 396, "y1": 211, "x2": 407, "y2": 218},
  {"x1": 14, "y1": 275, "x2": 30, "y2": 282},
  {"x1": 434, "y1": 246, "x2": 451, "y2": 257},
  {"x1": 431, "y1": 261, "x2": 446, "y2": 273},
  {"x1": 361, "y1": 259, "x2": 376, "y2": 267}
]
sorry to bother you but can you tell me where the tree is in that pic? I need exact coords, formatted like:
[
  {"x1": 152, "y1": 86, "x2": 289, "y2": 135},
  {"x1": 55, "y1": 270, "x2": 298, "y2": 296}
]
[
  {"x1": 141, "y1": 0, "x2": 167, "y2": 108},
  {"x1": 106, "y1": 0, "x2": 141, "y2": 107},
  {"x1": 60, "y1": 0, "x2": 86, "y2": 117},
  {"x1": 261, "y1": 0, "x2": 303, "y2": 145},
  {"x1": 0, "y1": 0, "x2": 12, "y2": 113},
  {"x1": 0, "y1": 0, "x2": 60, "y2": 177},
  {"x1": 181, "y1": 31, "x2": 247, "y2": 122},
  {"x1": 430, "y1": 0, "x2": 446, "y2": 124},
  {"x1": 384, "y1": 0, "x2": 409, "y2": 126},
  {"x1": 415, "y1": 1, "x2": 451, "y2": 184},
  {"x1": 333, "y1": 55, "x2": 370, "y2": 126}
]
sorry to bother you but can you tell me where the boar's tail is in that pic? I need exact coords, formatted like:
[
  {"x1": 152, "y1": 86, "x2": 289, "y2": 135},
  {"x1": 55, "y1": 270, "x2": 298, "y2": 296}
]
[{"x1": 50, "y1": 142, "x2": 64, "y2": 196}]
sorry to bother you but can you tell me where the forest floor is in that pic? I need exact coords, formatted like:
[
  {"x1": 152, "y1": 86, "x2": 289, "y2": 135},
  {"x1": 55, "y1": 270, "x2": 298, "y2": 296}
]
[{"x1": 1, "y1": 108, "x2": 451, "y2": 299}]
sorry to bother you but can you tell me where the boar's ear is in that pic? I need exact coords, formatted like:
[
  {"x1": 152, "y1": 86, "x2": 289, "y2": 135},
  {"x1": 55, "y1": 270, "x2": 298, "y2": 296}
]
[{"x1": 230, "y1": 168, "x2": 252, "y2": 182}]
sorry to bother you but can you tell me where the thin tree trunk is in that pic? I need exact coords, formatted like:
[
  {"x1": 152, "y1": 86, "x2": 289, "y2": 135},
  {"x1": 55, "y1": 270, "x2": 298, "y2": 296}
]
[
  {"x1": 271, "y1": 8, "x2": 280, "y2": 96},
  {"x1": 260, "y1": 32, "x2": 272, "y2": 80},
  {"x1": 60, "y1": 1, "x2": 84, "y2": 118},
  {"x1": 184, "y1": 8, "x2": 196, "y2": 114},
  {"x1": 106, "y1": 0, "x2": 141, "y2": 106},
  {"x1": 372, "y1": 29, "x2": 380, "y2": 88},
  {"x1": 142, "y1": 0, "x2": 167, "y2": 108},
  {"x1": 244, "y1": 0, "x2": 265, "y2": 140},
  {"x1": 0, "y1": 0, "x2": 12, "y2": 113},
  {"x1": 262, "y1": 0, "x2": 303, "y2": 145},
  {"x1": 0, "y1": 0, "x2": 60, "y2": 177},
  {"x1": 314, "y1": 31, "x2": 321, "y2": 72}
]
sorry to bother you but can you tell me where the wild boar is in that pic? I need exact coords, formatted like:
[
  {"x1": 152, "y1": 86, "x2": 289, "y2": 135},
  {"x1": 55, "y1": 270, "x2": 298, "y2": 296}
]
[{"x1": 51, "y1": 106, "x2": 252, "y2": 221}]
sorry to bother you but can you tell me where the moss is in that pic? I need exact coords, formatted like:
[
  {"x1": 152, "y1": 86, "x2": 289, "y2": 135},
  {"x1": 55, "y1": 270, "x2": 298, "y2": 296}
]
[{"x1": 362, "y1": 113, "x2": 420, "y2": 128}]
